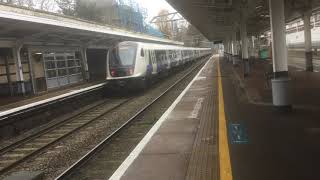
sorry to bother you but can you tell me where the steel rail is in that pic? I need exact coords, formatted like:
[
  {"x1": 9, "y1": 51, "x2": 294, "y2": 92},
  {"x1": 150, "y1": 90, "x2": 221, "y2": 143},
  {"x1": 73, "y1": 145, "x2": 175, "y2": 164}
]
[{"x1": 0, "y1": 98, "x2": 131, "y2": 175}]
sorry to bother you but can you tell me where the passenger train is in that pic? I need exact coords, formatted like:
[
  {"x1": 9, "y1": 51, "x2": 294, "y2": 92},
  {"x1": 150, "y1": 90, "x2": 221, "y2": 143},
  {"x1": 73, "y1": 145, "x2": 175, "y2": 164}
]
[{"x1": 106, "y1": 41, "x2": 212, "y2": 88}]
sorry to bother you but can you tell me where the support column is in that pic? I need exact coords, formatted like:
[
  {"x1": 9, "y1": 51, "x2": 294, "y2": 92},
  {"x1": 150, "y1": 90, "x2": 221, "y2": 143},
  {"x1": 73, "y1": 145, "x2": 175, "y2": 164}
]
[
  {"x1": 223, "y1": 42, "x2": 227, "y2": 55},
  {"x1": 226, "y1": 40, "x2": 229, "y2": 61},
  {"x1": 224, "y1": 39, "x2": 230, "y2": 61},
  {"x1": 232, "y1": 30, "x2": 238, "y2": 65},
  {"x1": 240, "y1": 11, "x2": 250, "y2": 77},
  {"x1": 231, "y1": 40, "x2": 235, "y2": 56},
  {"x1": 81, "y1": 47, "x2": 90, "y2": 81},
  {"x1": 228, "y1": 38, "x2": 232, "y2": 62},
  {"x1": 269, "y1": 0, "x2": 292, "y2": 110},
  {"x1": 13, "y1": 44, "x2": 26, "y2": 95},
  {"x1": 4, "y1": 56, "x2": 13, "y2": 96},
  {"x1": 250, "y1": 36, "x2": 255, "y2": 59},
  {"x1": 27, "y1": 48, "x2": 36, "y2": 95},
  {"x1": 304, "y1": 11, "x2": 313, "y2": 72}
]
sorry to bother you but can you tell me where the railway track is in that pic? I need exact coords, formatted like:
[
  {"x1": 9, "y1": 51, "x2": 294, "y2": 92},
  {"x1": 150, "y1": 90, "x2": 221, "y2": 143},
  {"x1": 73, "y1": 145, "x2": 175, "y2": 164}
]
[
  {"x1": 0, "y1": 97, "x2": 132, "y2": 175},
  {"x1": 55, "y1": 57, "x2": 209, "y2": 180},
  {"x1": 0, "y1": 83, "x2": 107, "y2": 141}
]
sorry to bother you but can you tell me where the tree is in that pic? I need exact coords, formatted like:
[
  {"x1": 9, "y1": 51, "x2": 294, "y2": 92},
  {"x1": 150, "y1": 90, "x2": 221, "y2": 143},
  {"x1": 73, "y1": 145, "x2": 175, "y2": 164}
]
[
  {"x1": 74, "y1": 0, "x2": 104, "y2": 22},
  {"x1": 37, "y1": 0, "x2": 55, "y2": 11},
  {"x1": 1, "y1": 0, "x2": 33, "y2": 8},
  {"x1": 0, "y1": 0, "x2": 14, "y2": 4},
  {"x1": 55, "y1": 0, "x2": 104, "y2": 22},
  {"x1": 155, "y1": 9, "x2": 172, "y2": 38},
  {"x1": 16, "y1": 0, "x2": 33, "y2": 7},
  {"x1": 54, "y1": 0, "x2": 76, "y2": 16}
]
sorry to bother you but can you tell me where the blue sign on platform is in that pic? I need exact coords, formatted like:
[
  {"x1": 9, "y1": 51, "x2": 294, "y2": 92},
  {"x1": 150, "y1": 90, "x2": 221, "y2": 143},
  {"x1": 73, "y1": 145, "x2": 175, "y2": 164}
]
[{"x1": 228, "y1": 123, "x2": 249, "y2": 144}]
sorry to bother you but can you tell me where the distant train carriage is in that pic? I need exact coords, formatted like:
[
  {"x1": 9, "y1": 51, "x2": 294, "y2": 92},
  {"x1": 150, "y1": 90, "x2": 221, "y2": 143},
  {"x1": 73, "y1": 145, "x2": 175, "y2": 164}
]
[{"x1": 106, "y1": 41, "x2": 212, "y2": 88}]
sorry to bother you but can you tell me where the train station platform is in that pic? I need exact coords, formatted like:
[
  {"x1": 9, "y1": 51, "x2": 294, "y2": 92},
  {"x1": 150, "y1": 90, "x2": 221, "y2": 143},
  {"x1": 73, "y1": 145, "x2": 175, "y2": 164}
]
[
  {"x1": 221, "y1": 56, "x2": 320, "y2": 180},
  {"x1": 110, "y1": 55, "x2": 219, "y2": 180},
  {"x1": 0, "y1": 80, "x2": 105, "y2": 112}
]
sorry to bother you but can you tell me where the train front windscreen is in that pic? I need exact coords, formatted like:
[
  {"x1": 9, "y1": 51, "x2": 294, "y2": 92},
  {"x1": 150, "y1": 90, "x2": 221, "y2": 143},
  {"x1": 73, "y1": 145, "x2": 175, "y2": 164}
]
[{"x1": 109, "y1": 43, "x2": 137, "y2": 77}]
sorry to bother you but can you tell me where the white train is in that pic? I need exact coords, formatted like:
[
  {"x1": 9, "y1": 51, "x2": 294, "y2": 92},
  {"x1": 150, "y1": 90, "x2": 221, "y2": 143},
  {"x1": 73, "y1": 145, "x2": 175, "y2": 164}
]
[
  {"x1": 106, "y1": 41, "x2": 212, "y2": 88},
  {"x1": 286, "y1": 27, "x2": 320, "y2": 49}
]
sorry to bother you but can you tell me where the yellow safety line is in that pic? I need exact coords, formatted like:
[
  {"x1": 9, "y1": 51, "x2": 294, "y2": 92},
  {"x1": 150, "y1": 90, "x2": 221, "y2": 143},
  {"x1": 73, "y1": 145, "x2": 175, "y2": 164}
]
[{"x1": 218, "y1": 59, "x2": 233, "y2": 180}]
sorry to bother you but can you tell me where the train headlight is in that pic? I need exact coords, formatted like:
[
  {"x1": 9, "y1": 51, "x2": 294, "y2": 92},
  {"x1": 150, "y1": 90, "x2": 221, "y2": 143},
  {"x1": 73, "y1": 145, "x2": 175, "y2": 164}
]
[
  {"x1": 128, "y1": 68, "x2": 134, "y2": 75},
  {"x1": 111, "y1": 69, "x2": 116, "y2": 77}
]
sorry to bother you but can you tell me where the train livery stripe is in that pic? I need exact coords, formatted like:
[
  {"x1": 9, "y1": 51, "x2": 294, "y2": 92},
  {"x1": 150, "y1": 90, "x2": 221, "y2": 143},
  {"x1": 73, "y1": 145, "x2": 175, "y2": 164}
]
[{"x1": 218, "y1": 58, "x2": 233, "y2": 180}]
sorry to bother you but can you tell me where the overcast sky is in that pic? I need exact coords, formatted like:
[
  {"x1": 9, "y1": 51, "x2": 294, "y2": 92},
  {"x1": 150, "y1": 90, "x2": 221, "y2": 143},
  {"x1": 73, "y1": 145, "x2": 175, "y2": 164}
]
[{"x1": 136, "y1": 0, "x2": 176, "y2": 20}]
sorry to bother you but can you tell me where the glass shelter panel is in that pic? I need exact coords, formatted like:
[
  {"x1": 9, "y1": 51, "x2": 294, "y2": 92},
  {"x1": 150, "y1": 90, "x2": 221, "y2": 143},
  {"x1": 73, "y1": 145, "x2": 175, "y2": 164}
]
[{"x1": 43, "y1": 51, "x2": 83, "y2": 89}]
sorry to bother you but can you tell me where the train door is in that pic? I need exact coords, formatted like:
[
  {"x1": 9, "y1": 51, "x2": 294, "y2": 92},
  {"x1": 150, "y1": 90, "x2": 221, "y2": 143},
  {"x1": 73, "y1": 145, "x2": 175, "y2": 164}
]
[
  {"x1": 176, "y1": 50, "x2": 181, "y2": 66},
  {"x1": 167, "y1": 51, "x2": 171, "y2": 69},
  {"x1": 182, "y1": 50, "x2": 186, "y2": 65},
  {"x1": 144, "y1": 49, "x2": 152, "y2": 76},
  {"x1": 170, "y1": 50, "x2": 175, "y2": 67},
  {"x1": 150, "y1": 50, "x2": 157, "y2": 75},
  {"x1": 172, "y1": 50, "x2": 176, "y2": 67}
]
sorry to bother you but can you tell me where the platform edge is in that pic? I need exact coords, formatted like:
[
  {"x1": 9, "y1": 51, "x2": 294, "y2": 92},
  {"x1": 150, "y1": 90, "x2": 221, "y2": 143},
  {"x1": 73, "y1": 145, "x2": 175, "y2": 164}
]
[{"x1": 109, "y1": 56, "x2": 215, "y2": 180}]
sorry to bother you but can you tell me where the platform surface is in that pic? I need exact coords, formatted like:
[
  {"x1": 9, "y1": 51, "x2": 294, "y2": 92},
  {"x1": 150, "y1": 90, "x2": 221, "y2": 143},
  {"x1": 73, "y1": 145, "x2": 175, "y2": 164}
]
[
  {"x1": 110, "y1": 56, "x2": 219, "y2": 180},
  {"x1": 221, "y1": 54, "x2": 320, "y2": 180}
]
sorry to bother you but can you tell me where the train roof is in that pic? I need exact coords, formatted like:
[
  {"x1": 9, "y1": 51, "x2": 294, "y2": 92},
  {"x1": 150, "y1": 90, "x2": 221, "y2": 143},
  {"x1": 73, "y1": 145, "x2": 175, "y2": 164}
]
[{"x1": 118, "y1": 41, "x2": 211, "y2": 51}]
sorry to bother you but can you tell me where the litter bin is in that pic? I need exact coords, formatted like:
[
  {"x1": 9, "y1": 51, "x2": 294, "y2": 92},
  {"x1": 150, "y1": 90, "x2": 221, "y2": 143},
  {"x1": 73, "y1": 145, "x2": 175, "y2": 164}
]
[{"x1": 271, "y1": 77, "x2": 292, "y2": 107}]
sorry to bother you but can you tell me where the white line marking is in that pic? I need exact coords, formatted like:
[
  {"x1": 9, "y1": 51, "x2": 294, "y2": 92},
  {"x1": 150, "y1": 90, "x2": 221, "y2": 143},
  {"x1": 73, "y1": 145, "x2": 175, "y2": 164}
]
[
  {"x1": 188, "y1": 97, "x2": 204, "y2": 119},
  {"x1": 0, "y1": 83, "x2": 107, "y2": 118},
  {"x1": 109, "y1": 56, "x2": 216, "y2": 180},
  {"x1": 196, "y1": 76, "x2": 207, "y2": 81}
]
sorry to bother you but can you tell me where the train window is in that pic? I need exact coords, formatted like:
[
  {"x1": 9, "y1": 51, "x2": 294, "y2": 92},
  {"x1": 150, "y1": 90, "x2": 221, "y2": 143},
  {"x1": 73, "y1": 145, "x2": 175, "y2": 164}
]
[
  {"x1": 141, "y1": 48, "x2": 144, "y2": 57},
  {"x1": 155, "y1": 50, "x2": 166, "y2": 63},
  {"x1": 110, "y1": 44, "x2": 137, "y2": 66}
]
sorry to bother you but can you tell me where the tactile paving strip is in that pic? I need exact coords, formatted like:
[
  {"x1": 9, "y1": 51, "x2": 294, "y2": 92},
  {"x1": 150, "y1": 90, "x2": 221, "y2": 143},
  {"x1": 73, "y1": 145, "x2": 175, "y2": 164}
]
[{"x1": 185, "y1": 60, "x2": 218, "y2": 180}]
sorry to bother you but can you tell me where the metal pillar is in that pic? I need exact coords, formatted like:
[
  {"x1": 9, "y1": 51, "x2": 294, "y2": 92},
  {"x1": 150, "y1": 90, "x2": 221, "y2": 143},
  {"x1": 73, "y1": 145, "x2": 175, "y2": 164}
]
[
  {"x1": 231, "y1": 40, "x2": 235, "y2": 55},
  {"x1": 250, "y1": 36, "x2": 255, "y2": 59},
  {"x1": 269, "y1": 0, "x2": 292, "y2": 110},
  {"x1": 228, "y1": 39, "x2": 232, "y2": 62},
  {"x1": 232, "y1": 31, "x2": 238, "y2": 65},
  {"x1": 304, "y1": 11, "x2": 313, "y2": 72},
  {"x1": 27, "y1": 48, "x2": 36, "y2": 95},
  {"x1": 240, "y1": 11, "x2": 250, "y2": 77},
  {"x1": 81, "y1": 47, "x2": 90, "y2": 81},
  {"x1": 4, "y1": 56, "x2": 14, "y2": 96},
  {"x1": 226, "y1": 40, "x2": 229, "y2": 61},
  {"x1": 226, "y1": 40, "x2": 230, "y2": 61},
  {"x1": 13, "y1": 44, "x2": 26, "y2": 95},
  {"x1": 224, "y1": 40, "x2": 229, "y2": 60}
]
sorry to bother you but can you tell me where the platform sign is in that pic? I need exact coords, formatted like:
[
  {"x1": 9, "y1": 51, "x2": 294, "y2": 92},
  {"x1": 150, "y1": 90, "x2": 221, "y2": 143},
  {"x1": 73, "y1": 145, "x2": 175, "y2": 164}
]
[{"x1": 228, "y1": 123, "x2": 249, "y2": 144}]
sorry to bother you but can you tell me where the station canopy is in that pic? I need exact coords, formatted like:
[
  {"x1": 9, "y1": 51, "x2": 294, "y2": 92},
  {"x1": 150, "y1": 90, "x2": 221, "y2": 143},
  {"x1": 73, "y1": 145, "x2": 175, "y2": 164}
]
[
  {"x1": 0, "y1": 4, "x2": 182, "y2": 49},
  {"x1": 166, "y1": 0, "x2": 320, "y2": 41}
]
